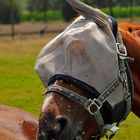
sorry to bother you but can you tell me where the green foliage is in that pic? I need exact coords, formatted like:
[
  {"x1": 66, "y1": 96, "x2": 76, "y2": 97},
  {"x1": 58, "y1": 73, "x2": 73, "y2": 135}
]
[
  {"x1": 0, "y1": 0, "x2": 20, "y2": 24},
  {"x1": 60, "y1": 5, "x2": 140, "y2": 22},
  {"x1": 20, "y1": 10, "x2": 62, "y2": 22},
  {"x1": 62, "y1": 1, "x2": 78, "y2": 22},
  {"x1": 102, "y1": 6, "x2": 140, "y2": 18},
  {"x1": 28, "y1": 0, "x2": 48, "y2": 12},
  {"x1": 0, "y1": 0, "x2": 140, "y2": 23},
  {"x1": 19, "y1": 6, "x2": 140, "y2": 22}
]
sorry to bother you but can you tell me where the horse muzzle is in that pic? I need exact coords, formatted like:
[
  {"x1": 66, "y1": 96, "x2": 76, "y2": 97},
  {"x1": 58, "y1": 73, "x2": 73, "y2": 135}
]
[{"x1": 37, "y1": 116, "x2": 83, "y2": 140}]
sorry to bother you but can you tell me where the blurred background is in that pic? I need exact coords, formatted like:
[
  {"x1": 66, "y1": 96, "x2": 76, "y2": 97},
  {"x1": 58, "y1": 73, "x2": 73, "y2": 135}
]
[
  {"x1": 0, "y1": 0, "x2": 140, "y2": 37},
  {"x1": 0, "y1": 0, "x2": 140, "y2": 139}
]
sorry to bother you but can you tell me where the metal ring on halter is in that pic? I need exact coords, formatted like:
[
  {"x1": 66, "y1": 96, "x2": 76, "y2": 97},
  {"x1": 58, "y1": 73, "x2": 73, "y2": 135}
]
[
  {"x1": 116, "y1": 43, "x2": 127, "y2": 57},
  {"x1": 119, "y1": 70, "x2": 127, "y2": 83},
  {"x1": 85, "y1": 99, "x2": 102, "y2": 115}
]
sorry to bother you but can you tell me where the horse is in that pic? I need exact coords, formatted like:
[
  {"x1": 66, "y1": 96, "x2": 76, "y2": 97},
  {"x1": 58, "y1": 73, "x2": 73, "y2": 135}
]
[
  {"x1": 0, "y1": 105, "x2": 38, "y2": 140},
  {"x1": 35, "y1": 0, "x2": 140, "y2": 140}
]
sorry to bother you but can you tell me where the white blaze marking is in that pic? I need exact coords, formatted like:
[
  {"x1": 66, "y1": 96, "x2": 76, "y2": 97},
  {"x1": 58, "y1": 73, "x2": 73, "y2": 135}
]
[{"x1": 42, "y1": 95, "x2": 53, "y2": 112}]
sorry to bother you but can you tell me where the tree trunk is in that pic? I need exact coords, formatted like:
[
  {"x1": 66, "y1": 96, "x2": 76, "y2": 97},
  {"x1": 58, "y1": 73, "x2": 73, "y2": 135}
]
[
  {"x1": 129, "y1": 0, "x2": 134, "y2": 19},
  {"x1": 10, "y1": 0, "x2": 15, "y2": 37},
  {"x1": 109, "y1": 0, "x2": 114, "y2": 17}
]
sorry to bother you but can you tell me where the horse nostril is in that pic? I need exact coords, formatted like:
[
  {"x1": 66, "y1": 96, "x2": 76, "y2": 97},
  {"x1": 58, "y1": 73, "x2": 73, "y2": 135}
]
[{"x1": 54, "y1": 116, "x2": 69, "y2": 134}]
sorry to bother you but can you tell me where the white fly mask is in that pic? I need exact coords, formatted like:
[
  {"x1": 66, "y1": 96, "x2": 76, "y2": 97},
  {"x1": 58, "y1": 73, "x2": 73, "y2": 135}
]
[
  {"x1": 35, "y1": 17, "x2": 124, "y2": 107},
  {"x1": 35, "y1": 0, "x2": 132, "y2": 138}
]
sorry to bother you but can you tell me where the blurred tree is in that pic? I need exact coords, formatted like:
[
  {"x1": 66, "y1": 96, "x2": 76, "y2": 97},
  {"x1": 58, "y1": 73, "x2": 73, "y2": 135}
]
[
  {"x1": 129, "y1": 0, "x2": 134, "y2": 19},
  {"x1": 40, "y1": 0, "x2": 48, "y2": 22},
  {"x1": 28, "y1": 0, "x2": 48, "y2": 22},
  {"x1": 84, "y1": 0, "x2": 94, "y2": 5},
  {"x1": 9, "y1": 0, "x2": 15, "y2": 37},
  {"x1": 0, "y1": 0, "x2": 20, "y2": 24},
  {"x1": 21, "y1": 0, "x2": 140, "y2": 23},
  {"x1": 48, "y1": 0, "x2": 63, "y2": 10},
  {"x1": 108, "y1": 0, "x2": 114, "y2": 16},
  {"x1": 28, "y1": 0, "x2": 48, "y2": 11},
  {"x1": 28, "y1": 0, "x2": 64, "y2": 11},
  {"x1": 62, "y1": 1, "x2": 78, "y2": 22}
]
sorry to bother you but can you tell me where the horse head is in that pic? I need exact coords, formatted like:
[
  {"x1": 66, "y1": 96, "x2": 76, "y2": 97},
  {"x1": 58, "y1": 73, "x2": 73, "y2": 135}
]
[
  {"x1": 35, "y1": 0, "x2": 134, "y2": 140},
  {"x1": 37, "y1": 79, "x2": 102, "y2": 140}
]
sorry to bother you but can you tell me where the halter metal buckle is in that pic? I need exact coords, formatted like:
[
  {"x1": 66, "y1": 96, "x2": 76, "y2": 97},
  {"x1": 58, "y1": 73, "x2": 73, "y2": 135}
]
[
  {"x1": 102, "y1": 124, "x2": 120, "y2": 140},
  {"x1": 124, "y1": 93, "x2": 131, "y2": 101},
  {"x1": 85, "y1": 99, "x2": 102, "y2": 115},
  {"x1": 116, "y1": 43, "x2": 127, "y2": 57},
  {"x1": 119, "y1": 70, "x2": 127, "y2": 83}
]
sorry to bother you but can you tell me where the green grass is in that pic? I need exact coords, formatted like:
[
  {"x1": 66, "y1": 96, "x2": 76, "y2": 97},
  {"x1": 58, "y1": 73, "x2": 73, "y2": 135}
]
[
  {"x1": 0, "y1": 35, "x2": 56, "y2": 115},
  {"x1": 0, "y1": 34, "x2": 140, "y2": 139},
  {"x1": 102, "y1": 113, "x2": 140, "y2": 140}
]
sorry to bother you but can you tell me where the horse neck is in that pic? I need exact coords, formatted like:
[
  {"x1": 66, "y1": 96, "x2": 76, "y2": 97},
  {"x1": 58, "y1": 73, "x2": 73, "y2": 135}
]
[
  {"x1": 120, "y1": 28, "x2": 140, "y2": 73},
  {"x1": 120, "y1": 27, "x2": 140, "y2": 118}
]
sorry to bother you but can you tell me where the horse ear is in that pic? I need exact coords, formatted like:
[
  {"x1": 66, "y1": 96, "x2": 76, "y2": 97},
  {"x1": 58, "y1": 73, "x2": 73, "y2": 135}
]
[{"x1": 65, "y1": 0, "x2": 110, "y2": 27}]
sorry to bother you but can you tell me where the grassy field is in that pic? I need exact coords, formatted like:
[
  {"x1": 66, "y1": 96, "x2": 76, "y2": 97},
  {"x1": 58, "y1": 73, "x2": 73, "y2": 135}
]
[
  {"x1": 0, "y1": 29, "x2": 140, "y2": 139},
  {"x1": 0, "y1": 34, "x2": 57, "y2": 115}
]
